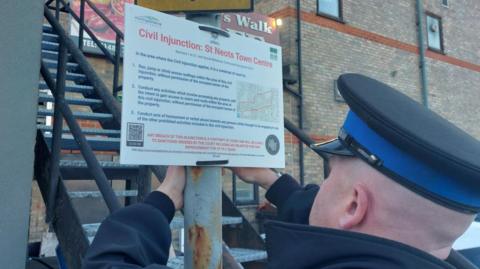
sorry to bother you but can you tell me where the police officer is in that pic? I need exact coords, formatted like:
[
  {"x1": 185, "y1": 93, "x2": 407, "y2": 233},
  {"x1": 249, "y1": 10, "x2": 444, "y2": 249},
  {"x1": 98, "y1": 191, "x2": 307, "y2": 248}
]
[{"x1": 83, "y1": 74, "x2": 479, "y2": 269}]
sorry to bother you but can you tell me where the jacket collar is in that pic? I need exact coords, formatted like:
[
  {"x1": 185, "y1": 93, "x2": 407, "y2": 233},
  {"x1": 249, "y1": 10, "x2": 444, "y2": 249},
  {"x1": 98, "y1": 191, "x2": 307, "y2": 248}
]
[{"x1": 265, "y1": 221, "x2": 456, "y2": 269}]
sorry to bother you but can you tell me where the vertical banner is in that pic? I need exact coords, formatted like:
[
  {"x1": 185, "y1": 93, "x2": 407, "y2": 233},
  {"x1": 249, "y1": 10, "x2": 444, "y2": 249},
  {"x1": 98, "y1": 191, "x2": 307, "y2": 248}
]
[
  {"x1": 70, "y1": 0, "x2": 133, "y2": 54},
  {"x1": 121, "y1": 4, "x2": 285, "y2": 167}
]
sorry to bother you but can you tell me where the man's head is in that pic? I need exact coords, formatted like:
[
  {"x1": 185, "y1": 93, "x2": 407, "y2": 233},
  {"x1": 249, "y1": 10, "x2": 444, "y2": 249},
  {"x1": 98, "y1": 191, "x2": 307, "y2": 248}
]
[
  {"x1": 308, "y1": 73, "x2": 480, "y2": 258},
  {"x1": 309, "y1": 155, "x2": 476, "y2": 259}
]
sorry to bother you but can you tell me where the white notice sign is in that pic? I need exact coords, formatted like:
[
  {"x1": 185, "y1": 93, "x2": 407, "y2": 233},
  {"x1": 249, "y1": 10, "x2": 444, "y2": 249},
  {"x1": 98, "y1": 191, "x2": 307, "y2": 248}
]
[{"x1": 121, "y1": 4, "x2": 284, "y2": 168}]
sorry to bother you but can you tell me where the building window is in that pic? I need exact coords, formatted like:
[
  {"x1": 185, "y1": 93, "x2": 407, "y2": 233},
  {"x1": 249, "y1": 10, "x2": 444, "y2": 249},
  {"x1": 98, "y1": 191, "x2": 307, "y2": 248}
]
[
  {"x1": 442, "y1": 0, "x2": 449, "y2": 7},
  {"x1": 317, "y1": 0, "x2": 342, "y2": 21},
  {"x1": 232, "y1": 175, "x2": 259, "y2": 205},
  {"x1": 426, "y1": 13, "x2": 444, "y2": 52}
]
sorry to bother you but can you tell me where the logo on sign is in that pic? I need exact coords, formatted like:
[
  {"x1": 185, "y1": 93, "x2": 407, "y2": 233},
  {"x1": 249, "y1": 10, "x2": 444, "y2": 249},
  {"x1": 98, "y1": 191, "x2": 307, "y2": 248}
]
[
  {"x1": 265, "y1": 135, "x2": 280, "y2": 155},
  {"x1": 134, "y1": 15, "x2": 162, "y2": 28}
]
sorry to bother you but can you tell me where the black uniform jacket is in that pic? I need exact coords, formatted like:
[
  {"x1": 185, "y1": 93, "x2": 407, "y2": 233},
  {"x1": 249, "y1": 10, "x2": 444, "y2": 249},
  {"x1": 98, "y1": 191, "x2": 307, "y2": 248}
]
[{"x1": 82, "y1": 174, "x2": 476, "y2": 269}]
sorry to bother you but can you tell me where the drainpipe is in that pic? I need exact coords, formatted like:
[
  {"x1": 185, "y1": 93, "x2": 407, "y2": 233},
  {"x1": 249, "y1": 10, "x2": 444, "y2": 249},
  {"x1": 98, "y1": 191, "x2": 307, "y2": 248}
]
[
  {"x1": 296, "y1": 0, "x2": 305, "y2": 185},
  {"x1": 416, "y1": 0, "x2": 429, "y2": 108}
]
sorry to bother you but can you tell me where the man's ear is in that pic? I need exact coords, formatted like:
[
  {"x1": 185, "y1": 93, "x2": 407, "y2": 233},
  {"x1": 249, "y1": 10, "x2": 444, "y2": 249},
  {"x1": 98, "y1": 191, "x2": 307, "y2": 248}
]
[{"x1": 338, "y1": 183, "x2": 369, "y2": 230}]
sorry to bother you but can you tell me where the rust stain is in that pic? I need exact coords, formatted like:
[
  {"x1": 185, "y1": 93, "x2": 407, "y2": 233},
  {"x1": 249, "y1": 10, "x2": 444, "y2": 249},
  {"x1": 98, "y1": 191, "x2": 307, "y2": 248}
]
[
  {"x1": 188, "y1": 224, "x2": 211, "y2": 269},
  {"x1": 191, "y1": 167, "x2": 203, "y2": 182}
]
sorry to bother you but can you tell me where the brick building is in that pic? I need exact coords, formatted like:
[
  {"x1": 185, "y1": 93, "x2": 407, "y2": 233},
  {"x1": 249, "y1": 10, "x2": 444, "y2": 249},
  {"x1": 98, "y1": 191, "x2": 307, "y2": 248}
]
[{"x1": 255, "y1": 0, "x2": 480, "y2": 187}]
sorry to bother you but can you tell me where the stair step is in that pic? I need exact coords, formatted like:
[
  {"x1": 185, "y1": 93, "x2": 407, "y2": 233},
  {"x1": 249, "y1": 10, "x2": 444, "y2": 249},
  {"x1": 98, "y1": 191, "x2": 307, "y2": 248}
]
[
  {"x1": 229, "y1": 248, "x2": 268, "y2": 263},
  {"x1": 43, "y1": 59, "x2": 79, "y2": 71},
  {"x1": 38, "y1": 125, "x2": 120, "y2": 137},
  {"x1": 83, "y1": 216, "x2": 243, "y2": 238},
  {"x1": 42, "y1": 32, "x2": 59, "y2": 42},
  {"x1": 38, "y1": 93, "x2": 102, "y2": 106},
  {"x1": 38, "y1": 108, "x2": 113, "y2": 121},
  {"x1": 69, "y1": 190, "x2": 138, "y2": 199},
  {"x1": 51, "y1": 70, "x2": 86, "y2": 83},
  {"x1": 39, "y1": 82, "x2": 94, "y2": 94},
  {"x1": 167, "y1": 248, "x2": 267, "y2": 268},
  {"x1": 42, "y1": 40, "x2": 59, "y2": 51},
  {"x1": 59, "y1": 160, "x2": 140, "y2": 180},
  {"x1": 43, "y1": 133, "x2": 120, "y2": 151},
  {"x1": 43, "y1": 24, "x2": 54, "y2": 33},
  {"x1": 41, "y1": 50, "x2": 75, "y2": 64}
]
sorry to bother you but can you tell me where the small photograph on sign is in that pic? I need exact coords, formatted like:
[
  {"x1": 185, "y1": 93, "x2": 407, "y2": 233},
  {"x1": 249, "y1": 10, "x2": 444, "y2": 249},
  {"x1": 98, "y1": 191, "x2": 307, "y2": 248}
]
[{"x1": 126, "y1": 122, "x2": 144, "y2": 147}]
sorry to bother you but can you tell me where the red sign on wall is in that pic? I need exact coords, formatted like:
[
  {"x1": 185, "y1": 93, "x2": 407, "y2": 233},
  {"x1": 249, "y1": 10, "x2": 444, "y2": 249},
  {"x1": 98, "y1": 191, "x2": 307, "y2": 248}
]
[
  {"x1": 221, "y1": 13, "x2": 280, "y2": 45},
  {"x1": 70, "y1": 0, "x2": 134, "y2": 54}
]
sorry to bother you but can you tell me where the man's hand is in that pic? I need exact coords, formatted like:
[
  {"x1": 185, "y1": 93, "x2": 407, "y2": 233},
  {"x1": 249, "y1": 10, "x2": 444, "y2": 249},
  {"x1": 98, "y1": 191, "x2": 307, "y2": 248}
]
[
  {"x1": 157, "y1": 166, "x2": 186, "y2": 210},
  {"x1": 231, "y1": 168, "x2": 280, "y2": 190}
]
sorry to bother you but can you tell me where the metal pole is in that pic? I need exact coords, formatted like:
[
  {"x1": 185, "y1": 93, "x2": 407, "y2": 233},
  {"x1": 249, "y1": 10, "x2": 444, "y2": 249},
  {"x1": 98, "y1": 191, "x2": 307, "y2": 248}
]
[
  {"x1": 79, "y1": 0, "x2": 85, "y2": 51},
  {"x1": 136, "y1": 166, "x2": 152, "y2": 202},
  {"x1": 46, "y1": 40, "x2": 68, "y2": 222},
  {"x1": 296, "y1": 0, "x2": 305, "y2": 185},
  {"x1": 416, "y1": 0, "x2": 429, "y2": 108},
  {"x1": 184, "y1": 14, "x2": 223, "y2": 269},
  {"x1": 113, "y1": 35, "x2": 121, "y2": 97},
  {"x1": 55, "y1": 0, "x2": 60, "y2": 19},
  {"x1": 184, "y1": 167, "x2": 222, "y2": 269}
]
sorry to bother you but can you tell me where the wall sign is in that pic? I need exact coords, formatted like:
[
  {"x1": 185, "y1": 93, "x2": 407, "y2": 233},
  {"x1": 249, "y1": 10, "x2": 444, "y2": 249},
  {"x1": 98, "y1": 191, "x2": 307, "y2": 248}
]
[{"x1": 121, "y1": 4, "x2": 285, "y2": 167}]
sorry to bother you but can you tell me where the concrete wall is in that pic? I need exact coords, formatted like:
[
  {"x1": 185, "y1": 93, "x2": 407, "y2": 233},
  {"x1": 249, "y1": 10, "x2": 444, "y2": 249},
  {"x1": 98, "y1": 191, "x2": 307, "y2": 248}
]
[{"x1": 0, "y1": 1, "x2": 44, "y2": 267}]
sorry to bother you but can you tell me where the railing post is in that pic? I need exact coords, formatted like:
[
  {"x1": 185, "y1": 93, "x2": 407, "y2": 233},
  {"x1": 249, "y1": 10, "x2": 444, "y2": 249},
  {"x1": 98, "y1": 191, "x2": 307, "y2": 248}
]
[
  {"x1": 125, "y1": 178, "x2": 138, "y2": 206},
  {"x1": 79, "y1": 0, "x2": 85, "y2": 51},
  {"x1": 46, "y1": 39, "x2": 68, "y2": 222},
  {"x1": 55, "y1": 0, "x2": 60, "y2": 19},
  {"x1": 41, "y1": 58, "x2": 122, "y2": 213},
  {"x1": 113, "y1": 35, "x2": 121, "y2": 97},
  {"x1": 136, "y1": 166, "x2": 152, "y2": 202}
]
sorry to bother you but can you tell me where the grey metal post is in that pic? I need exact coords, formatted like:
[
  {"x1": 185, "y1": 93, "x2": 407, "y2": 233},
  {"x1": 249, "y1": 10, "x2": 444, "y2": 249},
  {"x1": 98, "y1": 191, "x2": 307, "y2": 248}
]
[
  {"x1": 183, "y1": 13, "x2": 223, "y2": 269},
  {"x1": 416, "y1": 0, "x2": 429, "y2": 108},
  {"x1": 184, "y1": 167, "x2": 223, "y2": 269},
  {"x1": 0, "y1": 1, "x2": 44, "y2": 267},
  {"x1": 47, "y1": 40, "x2": 68, "y2": 222}
]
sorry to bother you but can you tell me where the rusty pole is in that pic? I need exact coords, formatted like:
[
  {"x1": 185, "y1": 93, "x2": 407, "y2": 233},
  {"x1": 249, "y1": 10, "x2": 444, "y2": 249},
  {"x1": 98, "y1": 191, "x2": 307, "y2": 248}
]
[
  {"x1": 184, "y1": 167, "x2": 223, "y2": 269},
  {"x1": 183, "y1": 14, "x2": 226, "y2": 269}
]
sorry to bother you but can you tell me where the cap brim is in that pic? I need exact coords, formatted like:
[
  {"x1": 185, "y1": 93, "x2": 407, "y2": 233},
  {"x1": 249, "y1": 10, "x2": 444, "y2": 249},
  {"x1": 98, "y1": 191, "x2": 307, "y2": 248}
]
[{"x1": 310, "y1": 138, "x2": 355, "y2": 156}]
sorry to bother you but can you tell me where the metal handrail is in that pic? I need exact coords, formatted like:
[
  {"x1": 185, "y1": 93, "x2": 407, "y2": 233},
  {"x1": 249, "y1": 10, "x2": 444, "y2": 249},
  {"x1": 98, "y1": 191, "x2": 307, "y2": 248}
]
[
  {"x1": 44, "y1": 6, "x2": 122, "y2": 123},
  {"x1": 284, "y1": 116, "x2": 330, "y2": 178},
  {"x1": 43, "y1": 4, "x2": 167, "y2": 214},
  {"x1": 57, "y1": 0, "x2": 115, "y2": 63},
  {"x1": 55, "y1": 0, "x2": 123, "y2": 95},
  {"x1": 40, "y1": 44, "x2": 122, "y2": 214},
  {"x1": 284, "y1": 117, "x2": 328, "y2": 159}
]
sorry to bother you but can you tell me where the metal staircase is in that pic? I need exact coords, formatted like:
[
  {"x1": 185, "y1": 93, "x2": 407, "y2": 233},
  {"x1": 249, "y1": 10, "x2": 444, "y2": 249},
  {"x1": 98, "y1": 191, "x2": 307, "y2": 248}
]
[{"x1": 35, "y1": 1, "x2": 269, "y2": 268}]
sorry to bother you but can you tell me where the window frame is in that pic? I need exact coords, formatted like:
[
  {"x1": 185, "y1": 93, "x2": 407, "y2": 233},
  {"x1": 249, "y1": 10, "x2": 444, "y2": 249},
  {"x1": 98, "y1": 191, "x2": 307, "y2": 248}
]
[
  {"x1": 316, "y1": 0, "x2": 344, "y2": 23},
  {"x1": 232, "y1": 174, "x2": 259, "y2": 206},
  {"x1": 425, "y1": 12, "x2": 445, "y2": 54}
]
